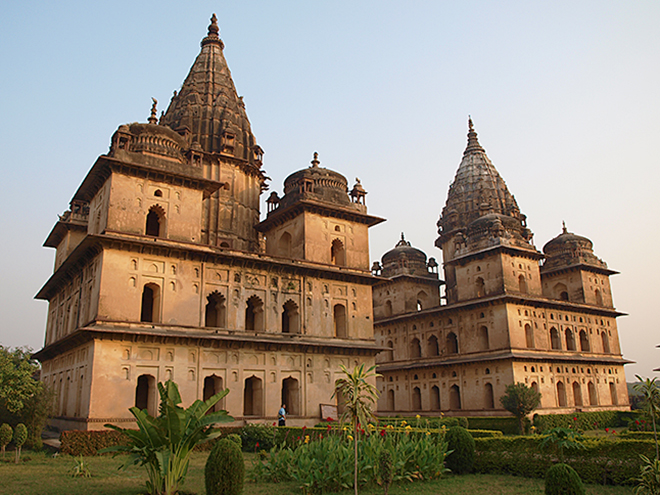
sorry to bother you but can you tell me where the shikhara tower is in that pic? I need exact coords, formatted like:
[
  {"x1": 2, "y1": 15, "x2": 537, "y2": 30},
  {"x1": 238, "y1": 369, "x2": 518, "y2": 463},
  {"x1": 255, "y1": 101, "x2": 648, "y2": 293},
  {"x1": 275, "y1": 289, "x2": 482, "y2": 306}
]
[
  {"x1": 36, "y1": 16, "x2": 383, "y2": 430},
  {"x1": 373, "y1": 120, "x2": 629, "y2": 415}
]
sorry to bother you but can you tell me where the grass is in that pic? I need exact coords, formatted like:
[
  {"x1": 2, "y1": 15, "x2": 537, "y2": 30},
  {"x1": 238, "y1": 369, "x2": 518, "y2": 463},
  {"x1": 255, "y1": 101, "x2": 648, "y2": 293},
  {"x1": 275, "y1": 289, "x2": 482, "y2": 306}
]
[{"x1": 0, "y1": 450, "x2": 635, "y2": 495}]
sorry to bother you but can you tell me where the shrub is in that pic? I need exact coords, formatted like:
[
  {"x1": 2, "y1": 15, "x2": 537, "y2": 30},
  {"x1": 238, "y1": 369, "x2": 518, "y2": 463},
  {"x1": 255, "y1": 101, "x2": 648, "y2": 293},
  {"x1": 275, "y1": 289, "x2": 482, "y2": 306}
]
[
  {"x1": 226, "y1": 433, "x2": 242, "y2": 448},
  {"x1": 466, "y1": 416, "x2": 519, "y2": 435},
  {"x1": 241, "y1": 423, "x2": 276, "y2": 452},
  {"x1": 634, "y1": 454, "x2": 660, "y2": 495},
  {"x1": 533, "y1": 411, "x2": 638, "y2": 433},
  {"x1": 61, "y1": 430, "x2": 129, "y2": 456},
  {"x1": 13, "y1": 423, "x2": 27, "y2": 463},
  {"x1": 0, "y1": 423, "x2": 12, "y2": 458},
  {"x1": 457, "y1": 417, "x2": 469, "y2": 428},
  {"x1": 379, "y1": 449, "x2": 393, "y2": 495},
  {"x1": 545, "y1": 463, "x2": 585, "y2": 495},
  {"x1": 205, "y1": 438, "x2": 245, "y2": 495},
  {"x1": 445, "y1": 426, "x2": 475, "y2": 474}
]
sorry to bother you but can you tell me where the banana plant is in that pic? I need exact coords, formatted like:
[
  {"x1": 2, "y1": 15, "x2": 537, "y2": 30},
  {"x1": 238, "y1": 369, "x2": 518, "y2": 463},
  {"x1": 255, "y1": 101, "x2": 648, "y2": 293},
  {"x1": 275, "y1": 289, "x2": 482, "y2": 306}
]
[{"x1": 102, "y1": 380, "x2": 232, "y2": 495}]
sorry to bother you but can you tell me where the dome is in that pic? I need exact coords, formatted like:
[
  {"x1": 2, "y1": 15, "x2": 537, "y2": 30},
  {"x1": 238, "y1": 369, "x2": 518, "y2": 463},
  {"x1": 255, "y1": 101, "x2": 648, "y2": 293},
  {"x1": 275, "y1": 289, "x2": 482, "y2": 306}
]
[
  {"x1": 542, "y1": 223, "x2": 607, "y2": 271},
  {"x1": 278, "y1": 152, "x2": 355, "y2": 209},
  {"x1": 380, "y1": 234, "x2": 435, "y2": 279}
]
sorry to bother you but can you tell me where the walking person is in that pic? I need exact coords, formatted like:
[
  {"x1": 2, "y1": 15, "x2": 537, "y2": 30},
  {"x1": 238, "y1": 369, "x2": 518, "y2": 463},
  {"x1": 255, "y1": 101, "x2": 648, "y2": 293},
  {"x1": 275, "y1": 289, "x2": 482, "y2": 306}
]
[{"x1": 278, "y1": 404, "x2": 286, "y2": 426}]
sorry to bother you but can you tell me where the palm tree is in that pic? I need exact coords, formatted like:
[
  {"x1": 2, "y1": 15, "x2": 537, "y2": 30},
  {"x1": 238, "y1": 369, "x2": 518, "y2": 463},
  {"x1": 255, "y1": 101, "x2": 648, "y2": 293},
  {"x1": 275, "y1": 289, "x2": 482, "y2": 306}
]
[
  {"x1": 333, "y1": 364, "x2": 380, "y2": 495},
  {"x1": 634, "y1": 375, "x2": 660, "y2": 460}
]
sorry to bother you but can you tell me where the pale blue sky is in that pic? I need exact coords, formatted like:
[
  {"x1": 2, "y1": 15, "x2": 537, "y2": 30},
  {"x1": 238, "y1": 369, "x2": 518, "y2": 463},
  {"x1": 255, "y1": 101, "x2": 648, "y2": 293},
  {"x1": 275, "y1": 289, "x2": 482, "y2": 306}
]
[{"x1": 1, "y1": 1, "x2": 658, "y2": 379}]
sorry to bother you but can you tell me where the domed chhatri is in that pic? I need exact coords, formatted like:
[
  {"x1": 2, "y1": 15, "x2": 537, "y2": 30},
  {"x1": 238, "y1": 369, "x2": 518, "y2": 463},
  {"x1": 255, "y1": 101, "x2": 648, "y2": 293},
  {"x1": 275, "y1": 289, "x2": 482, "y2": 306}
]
[
  {"x1": 379, "y1": 233, "x2": 437, "y2": 279},
  {"x1": 542, "y1": 222, "x2": 609, "y2": 272},
  {"x1": 278, "y1": 152, "x2": 357, "y2": 210}
]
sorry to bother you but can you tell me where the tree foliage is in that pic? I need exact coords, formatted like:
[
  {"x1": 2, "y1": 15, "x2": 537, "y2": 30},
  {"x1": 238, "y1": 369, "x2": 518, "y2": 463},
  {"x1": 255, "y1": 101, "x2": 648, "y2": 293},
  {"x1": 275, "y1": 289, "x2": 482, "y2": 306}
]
[
  {"x1": 103, "y1": 380, "x2": 232, "y2": 495},
  {"x1": 13, "y1": 423, "x2": 27, "y2": 463},
  {"x1": 634, "y1": 375, "x2": 660, "y2": 460},
  {"x1": 499, "y1": 382, "x2": 542, "y2": 434},
  {"x1": 0, "y1": 423, "x2": 12, "y2": 458},
  {"x1": 0, "y1": 346, "x2": 55, "y2": 449},
  {"x1": 333, "y1": 364, "x2": 380, "y2": 495}
]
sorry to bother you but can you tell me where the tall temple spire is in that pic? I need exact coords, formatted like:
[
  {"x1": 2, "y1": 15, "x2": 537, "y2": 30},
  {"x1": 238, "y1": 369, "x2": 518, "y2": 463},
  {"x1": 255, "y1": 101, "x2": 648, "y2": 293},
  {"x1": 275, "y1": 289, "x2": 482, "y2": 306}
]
[{"x1": 160, "y1": 14, "x2": 260, "y2": 162}]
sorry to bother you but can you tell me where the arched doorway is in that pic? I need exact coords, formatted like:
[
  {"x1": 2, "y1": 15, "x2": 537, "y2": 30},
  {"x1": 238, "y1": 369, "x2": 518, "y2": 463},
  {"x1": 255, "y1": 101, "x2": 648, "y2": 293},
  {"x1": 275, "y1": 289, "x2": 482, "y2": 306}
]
[
  {"x1": 601, "y1": 332, "x2": 611, "y2": 353},
  {"x1": 609, "y1": 382, "x2": 618, "y2": 405},
  {"x1": 573, "y1": 381, "x2": 583, "y2": 406},
  {"x1": 478, "y1": 326, "x2": 489, "y2": 350},
  {"x1": 449, "y1": 385, "x2": 461, "y2": 410},
  {"x1": 205, "y1": 292, "x2": 226, "y2": 328},
  {"x1": 282, "y1": 300, "x2": 300, "y2": 334},
  {"x1": 484, "y1": 383, "x2": 494, "y2": 409},
  {"x1": 331, "y1": 239, "x2": 345, "y2": 266},
  {"x1": 557, "y1": 381, "x2": 567, "y2": 407},
  {"x1": 550, "y1": 328, "x2": 561, "y2": 350},
  {"x1": 446, "y1": 332, "x2": 458, "y2": 354},
  {"x1": 203, "y1": 375, "x2": 224, "y2": 412},
  {"x1": 333, "y1": 304, "x2": 347, "y2": 338},
  {"x1": 525, "y1": 324, "x2": 534, "y2": 348},
  {"x1": 281, "y1": 377, "x2": 300, "y2": 416},
  {"x1": 278, "y1": 232, "x2": 292, "y2": 257},
  {"x1": 243, "y1": 376, "x2": 263, "y2": 416},
  {"x1": 579, "y1": 330, "x2": 590, "y2": 351},
  {"x1": 245, "y1": 296, "x2": 264, "y2": 331},
  {"x1": 565, "y1": 329, "x2": 576, "y2": 351},
  {"x1": 428, "y1": 335, "x2": 439, "y2": 356},
  {"x1": 140, "y1": 283, "x2": 160, "y2": 323},
  {"x1": 410, "y1": 338, "x2": 421, "y2": 358},
  {"x1": 412, "y1": 386, "x2": 422, "y2": 410},
  {"x1": 588, "y1": 381, "x2": 597, "y2": 405},
  {"x1": 135, "y1": 374, "x2": 156, "y2": 415},
  {"x1": 387, "y1": 389, "x2": 395, "y2": 411}
]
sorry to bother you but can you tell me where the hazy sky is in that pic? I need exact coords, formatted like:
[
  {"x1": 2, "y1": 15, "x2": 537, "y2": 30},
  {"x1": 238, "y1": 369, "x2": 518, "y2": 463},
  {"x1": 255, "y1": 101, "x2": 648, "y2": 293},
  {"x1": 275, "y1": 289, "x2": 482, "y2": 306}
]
[{"x1": 1, "y1": 1, "x2": 658, "y2": 380}]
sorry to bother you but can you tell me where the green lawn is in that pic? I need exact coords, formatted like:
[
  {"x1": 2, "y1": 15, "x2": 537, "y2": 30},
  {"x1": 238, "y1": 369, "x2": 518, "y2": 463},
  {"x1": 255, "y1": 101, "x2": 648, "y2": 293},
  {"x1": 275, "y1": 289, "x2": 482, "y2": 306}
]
[{"x1": 0, "y1": 451, "x2": 635, "y2": 495}]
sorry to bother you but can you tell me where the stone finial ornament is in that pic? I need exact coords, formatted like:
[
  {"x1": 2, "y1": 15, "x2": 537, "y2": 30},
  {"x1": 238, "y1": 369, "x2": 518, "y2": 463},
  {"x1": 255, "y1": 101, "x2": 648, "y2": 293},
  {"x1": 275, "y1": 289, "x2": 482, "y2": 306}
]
[
  {"x1": 562, "y1": 220, "x2": 568, "y2": 234},
  {"x1": 148, "y1": 98, "x2": 158, "y2": 124},
  {"x1": 311, "y1": 152, "x2": 320, "y2": 168},
  {"x1": 201, "y1": 13, "x2": 224, "y2": 48},
  {"x1": 464, "y1": 116, "x2": 485, "y2": 156}
]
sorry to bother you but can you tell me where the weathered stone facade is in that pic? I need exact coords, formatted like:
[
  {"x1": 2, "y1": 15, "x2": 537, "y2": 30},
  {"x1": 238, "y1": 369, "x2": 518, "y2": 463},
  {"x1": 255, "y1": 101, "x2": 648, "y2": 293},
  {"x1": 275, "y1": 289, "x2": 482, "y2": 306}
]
[
  {"x1": 372, "y1": 120, "x2": 629, "y2": 416},
  {"x1": 35, "y1": 16, "x2": 383, "y2": 431}
]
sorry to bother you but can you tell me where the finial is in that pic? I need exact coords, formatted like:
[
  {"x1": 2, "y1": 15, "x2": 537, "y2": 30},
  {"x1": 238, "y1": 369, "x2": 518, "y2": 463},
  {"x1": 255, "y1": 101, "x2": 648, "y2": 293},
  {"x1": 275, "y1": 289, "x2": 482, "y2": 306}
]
[
  {"x1": 464, "y1": 115, "x2": 485, "y2": 156},
  {"x1": 311, "y1": 151, "x2": 320, "y2": 167},
  {"x1": 562, "y1": 220, "x2": 567, "y2": 234},
  {"x1": 201, "y1": 13, "x2": 224, "y2": 48},
  {"x1": 401, "y1": 232, "x2": 405, "y2": 241},
  {"x1": 148, "y1": 97, "x2": 158, "y2": 124}
]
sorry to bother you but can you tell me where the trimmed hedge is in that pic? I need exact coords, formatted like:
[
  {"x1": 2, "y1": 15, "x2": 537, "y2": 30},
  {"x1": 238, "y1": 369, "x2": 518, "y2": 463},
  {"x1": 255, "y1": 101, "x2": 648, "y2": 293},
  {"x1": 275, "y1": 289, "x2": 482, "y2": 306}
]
[
  {"x1": 533, "y1": 411, "x2": 641, "y2": 433},
  {"x1": 474, "y1": 436, "x2": 656, "y2": 485},
  {"x1": 466, "y1": 416, "x2": 520, "y2": 435}
]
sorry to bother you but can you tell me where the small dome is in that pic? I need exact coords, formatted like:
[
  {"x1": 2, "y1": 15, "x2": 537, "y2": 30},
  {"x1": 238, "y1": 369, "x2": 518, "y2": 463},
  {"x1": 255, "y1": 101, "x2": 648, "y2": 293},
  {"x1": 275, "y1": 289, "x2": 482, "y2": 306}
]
[
  {"x1": 380, "y1": 233, "x2": 433, "y2": 278},
  {"x1": 542, "y1": 223, "x2": 607, "y2": 271},
  {"x1": 279, "y1": 152, "x2": 354, "y2": 209}
]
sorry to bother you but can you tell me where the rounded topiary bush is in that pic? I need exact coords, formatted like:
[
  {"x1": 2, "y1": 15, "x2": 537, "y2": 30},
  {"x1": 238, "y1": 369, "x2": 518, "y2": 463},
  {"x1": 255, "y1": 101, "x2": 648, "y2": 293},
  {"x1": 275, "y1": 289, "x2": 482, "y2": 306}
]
[
  {"x1": 445, "y1": 426, "x2": 475, "y2": 474},
  {"x1": 226, "y1": 433, "x2": 242, "y2": 449},
  {"x1": 205, "y1": 438, "x2": 245, "y2": 495},
  {"x1": 545, "y1": 463, "x2": 585, "y2": 495}
]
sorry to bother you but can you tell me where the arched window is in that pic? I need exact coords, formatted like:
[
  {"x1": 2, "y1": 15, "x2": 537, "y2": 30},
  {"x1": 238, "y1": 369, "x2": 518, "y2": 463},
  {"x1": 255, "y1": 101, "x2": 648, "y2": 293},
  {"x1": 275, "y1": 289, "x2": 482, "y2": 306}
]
[
  {"x1": 135, "y1": 374, "x2": 156, "y2": 415},
  {"x1": 588, "y1": 381, "x2": 597, "y2": 405},
  {"x1": 531, "y1": 381, "x2": 539, "y2": 394},
  {"x1": 595, "y1": 289, "x2": 603, "y2": 306},
  {"x1": 331, "y1": 239, "x2": 346, "y2": 266},
  {"x1": 446, "y1": 332, "x2": 458, "y2": 354},
  {"x1": 417, "y1": 290, "x2": 428, "y2": 311},
  {"x1": 475, "y1": 277, "x2": 485, "y2": 297},
  {"x1": 579, "y1": 330, "x2": 590, "y2": 352},
  {"x1": 554, "y1": 283, "x2": 569, "y2": 301},
  {"x1": 428, "y1": 335, "x2": 439, "y2": 356},
  {"x1": 203, "y1": 375, "x2": 224, "y2": 412},
  {"x1": 205, "y1": 292, "x2": 226, "y2": 328},
  {"x1": 479, "y1": 326, "x2": 489, "y2": 350},
  {"x1": 282, "y1": 300, "x2": 300, "y2": 334},
  {"x1": 518, "y1": 274, "x2": 527, "y2": 294},
  {"x1": 565, "y1": 329, "x2": 576, "y2": 351},
  {"x1": 140, "y1": 283, "x2": 160, "y2": 323},
  {"x1": 333, "y1": 304, "x2": 347, "y2": 338},
  {"x1": 386, "y1": 341, "x2": 394, "y2": 361},
  {"x1": 609, "y1": 382, "x2": 618, "y2": 405},
  {"x1": 573, "y1": 382, "x2": 583, "y2": 406},
  {"x1": 484, "y1": 383, "x2": 494, "y2": 409},
  {"x1": 410, "y1": 338, "x2": 421, "y2": 359},
  {"x1": 282, "y1": 376, "x2": 300, "y2": 416},
  {"x1": 245, "y1": 296, "x2": 264, "y2": 331},
  {"x1": 146, "y1": 206, "x2": 165, "y2": 237},
  {"x1": 385, "y1": 300, "x2": 393, "y2": 317},
  {"x1": 449, "y1": 385, "x2": 461, "y2": 410},
  {"x1": 244, "y1": 376, "x2": 263, "y2": 416},
  {"x1": 431, "y1": 385, "x2": 440, "y2": 410},
  {"x1": 525, "y1": 324, "x2": 534, "y2": 348},
  {"x1": 601, "y1": 332, "x2": 611, "y2": 353},
  {"x1": 550, "y1": 328, "x2": 561, "y2": 350},
  {"x1": 556, "y1": 381, "x2": 567, "y2": 407},
  {"x1": 412, "y1": 386, "x2": 422, "y2": 410},
  {"x1": 278, "y1": 232, "x2": 292, "y2": 258},
  {"x1": 387, "y1": 389, "x2": 395, "y2": 411}
]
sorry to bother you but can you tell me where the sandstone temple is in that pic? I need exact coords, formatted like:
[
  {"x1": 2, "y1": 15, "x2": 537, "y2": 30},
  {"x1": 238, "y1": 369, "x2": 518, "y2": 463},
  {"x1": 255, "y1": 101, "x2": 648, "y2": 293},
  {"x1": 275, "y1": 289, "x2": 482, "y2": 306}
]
[{"x1": 35, "y1": 16, "x2": 629, "y2": 430}]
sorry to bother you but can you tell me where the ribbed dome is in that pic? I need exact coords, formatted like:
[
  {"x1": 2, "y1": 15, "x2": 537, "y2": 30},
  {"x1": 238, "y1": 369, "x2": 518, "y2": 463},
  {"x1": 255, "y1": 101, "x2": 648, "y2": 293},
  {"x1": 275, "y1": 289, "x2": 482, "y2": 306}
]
[
  {"x1": 542, "y1": 223, "x2": 608, "y2": 271},
  {"x1": 278, "y1": 152, "x2": 354, "y2": 209},
  {"x1": 437, "y1": 119, "x2": 523, "y2": 237},
  {"x1": 160, "y1": 15, "x2": 261, "y2": 165}
]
